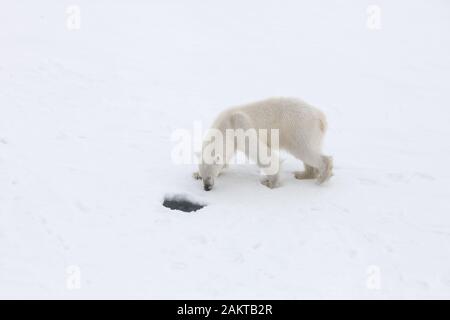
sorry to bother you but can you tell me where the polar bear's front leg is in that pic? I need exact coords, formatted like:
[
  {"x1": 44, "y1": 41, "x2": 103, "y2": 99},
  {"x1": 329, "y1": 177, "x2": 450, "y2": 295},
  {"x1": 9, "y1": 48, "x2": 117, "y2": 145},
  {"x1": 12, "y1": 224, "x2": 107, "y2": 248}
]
[
  {"x1": 257, "y1": 146, "x2": 280, "y2": 189},
  {"x1": 251, "y1": 145, "x2": 280, "y2": 189}
]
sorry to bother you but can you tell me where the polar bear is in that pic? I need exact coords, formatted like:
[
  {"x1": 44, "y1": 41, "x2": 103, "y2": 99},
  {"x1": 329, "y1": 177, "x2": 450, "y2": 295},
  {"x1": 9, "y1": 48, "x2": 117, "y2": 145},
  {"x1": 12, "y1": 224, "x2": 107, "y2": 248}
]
[{"x1": 193, "y1": 97, "x2": 333, "y2": 191}]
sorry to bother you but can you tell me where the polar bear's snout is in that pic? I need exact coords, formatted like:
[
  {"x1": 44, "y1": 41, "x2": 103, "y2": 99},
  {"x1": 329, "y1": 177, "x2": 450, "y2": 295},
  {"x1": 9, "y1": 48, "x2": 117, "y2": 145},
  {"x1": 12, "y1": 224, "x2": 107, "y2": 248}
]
[{"x1": 203, "y1": 177, "x2": 214, "y2": 191}]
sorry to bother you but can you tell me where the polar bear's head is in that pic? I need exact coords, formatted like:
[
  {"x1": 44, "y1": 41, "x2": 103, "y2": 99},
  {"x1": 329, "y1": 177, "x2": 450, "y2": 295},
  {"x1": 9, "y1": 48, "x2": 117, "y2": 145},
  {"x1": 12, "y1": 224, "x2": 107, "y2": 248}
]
[
  {"x1": 198, "y1": 162, "x2": 221, "y2": 191},
  {"x1": 197, "y1": 151, "x2": 223, "y2": 191}
]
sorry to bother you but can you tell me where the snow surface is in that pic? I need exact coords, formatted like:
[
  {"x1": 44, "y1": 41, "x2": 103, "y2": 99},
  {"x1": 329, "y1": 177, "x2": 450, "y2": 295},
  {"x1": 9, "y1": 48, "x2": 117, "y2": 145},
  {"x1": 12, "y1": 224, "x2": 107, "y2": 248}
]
[{"x1": 1, "y1": 0, "x2": 450, "y2": 299}]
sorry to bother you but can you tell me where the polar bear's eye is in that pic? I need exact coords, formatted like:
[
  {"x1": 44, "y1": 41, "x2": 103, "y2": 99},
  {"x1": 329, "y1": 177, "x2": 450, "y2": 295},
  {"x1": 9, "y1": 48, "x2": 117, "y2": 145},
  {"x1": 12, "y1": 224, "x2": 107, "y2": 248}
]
[{"x1": 215, "y1": 155, "x2": 222, "y2": 162}]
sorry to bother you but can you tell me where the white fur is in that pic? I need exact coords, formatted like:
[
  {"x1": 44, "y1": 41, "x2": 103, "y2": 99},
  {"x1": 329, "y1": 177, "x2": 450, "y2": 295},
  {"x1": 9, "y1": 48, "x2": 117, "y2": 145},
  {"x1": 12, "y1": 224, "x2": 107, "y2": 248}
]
[{"x1": 195, "y1": 97, "x2": 333, "y2": 190}]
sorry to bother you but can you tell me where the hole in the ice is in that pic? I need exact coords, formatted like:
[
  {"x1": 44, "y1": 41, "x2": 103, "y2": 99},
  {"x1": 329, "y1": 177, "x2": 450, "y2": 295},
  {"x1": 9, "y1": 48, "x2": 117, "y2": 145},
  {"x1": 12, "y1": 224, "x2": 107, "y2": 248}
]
[{"x1": 163, "y1": 195, "x2": 205, "y2": 212}]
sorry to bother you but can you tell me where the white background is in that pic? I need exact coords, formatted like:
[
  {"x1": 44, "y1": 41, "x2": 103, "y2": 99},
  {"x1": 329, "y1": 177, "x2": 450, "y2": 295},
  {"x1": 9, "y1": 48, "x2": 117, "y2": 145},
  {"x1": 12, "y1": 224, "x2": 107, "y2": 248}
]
[{"x1": 1, "y1": 0, "x2": 450, "y2": 298}]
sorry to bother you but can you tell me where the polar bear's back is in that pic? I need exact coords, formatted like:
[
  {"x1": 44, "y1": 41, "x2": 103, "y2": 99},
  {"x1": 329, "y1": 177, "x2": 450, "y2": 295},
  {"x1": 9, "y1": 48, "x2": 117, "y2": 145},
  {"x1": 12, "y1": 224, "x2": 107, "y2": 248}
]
[
  {"x1": 239, "y1": 96, "x2": 320, "y2": 119},
  {"x1": 233, "y1": 97, "x2": 324, "y2": 129},
  {"x1": 223, "y1": 97, "x2": 327, "y2": 150}
]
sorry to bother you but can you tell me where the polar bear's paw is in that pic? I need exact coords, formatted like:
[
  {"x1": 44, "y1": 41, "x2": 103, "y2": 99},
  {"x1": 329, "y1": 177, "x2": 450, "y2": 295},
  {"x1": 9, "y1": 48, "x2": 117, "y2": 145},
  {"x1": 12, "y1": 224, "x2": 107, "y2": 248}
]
[
  {"x1": 294, "y1": 168, "x2": 318, "y2": 180},
  {"x1": 193, "y1": 172, "x2": 202, "y2": 180},
  {"x1": 316, "y1": 156, "x2": 333, "y2": 184},
  {"x1": 260, "y1": 175, "x2": 279, "y2": 189}
]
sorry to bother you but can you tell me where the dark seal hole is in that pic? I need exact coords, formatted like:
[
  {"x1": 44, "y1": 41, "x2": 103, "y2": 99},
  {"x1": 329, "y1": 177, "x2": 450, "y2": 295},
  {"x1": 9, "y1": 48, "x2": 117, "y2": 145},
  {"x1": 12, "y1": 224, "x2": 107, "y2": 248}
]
[{"x1": 163, "y1": 196, "x2": 205, "y2": 213}]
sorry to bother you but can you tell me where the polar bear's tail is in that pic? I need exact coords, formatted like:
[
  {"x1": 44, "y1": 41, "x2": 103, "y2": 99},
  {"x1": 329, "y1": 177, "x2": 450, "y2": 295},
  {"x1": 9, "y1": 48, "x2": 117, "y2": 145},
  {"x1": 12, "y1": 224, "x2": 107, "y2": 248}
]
[{"x1": 318, "y1": 111, "x2": 328, "y2": 134}]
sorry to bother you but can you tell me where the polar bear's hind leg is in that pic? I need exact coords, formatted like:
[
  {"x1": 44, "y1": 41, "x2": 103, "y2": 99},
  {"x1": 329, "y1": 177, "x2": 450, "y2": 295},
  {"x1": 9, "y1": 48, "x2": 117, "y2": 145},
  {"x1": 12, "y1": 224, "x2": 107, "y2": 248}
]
[
  {"x1": 294, "y1": 148, "x2": 333, "y2": 184},
  {"x1": 316, "y1": 155, "x2": 333, "y2": 184},
  {"x1": 294, "y1": 164, "x2": 319, "y2": 180}
]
